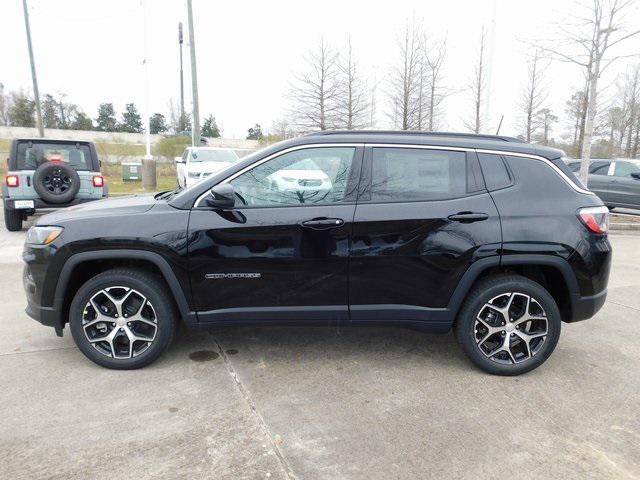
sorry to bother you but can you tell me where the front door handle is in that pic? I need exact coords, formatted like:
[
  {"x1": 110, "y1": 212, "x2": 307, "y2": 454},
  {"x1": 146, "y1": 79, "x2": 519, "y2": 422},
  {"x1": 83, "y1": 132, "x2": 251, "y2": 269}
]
[
  {"x1": 301, "y1": 217, "x2": 344, "y2": 230},
  {"x1": 447, "y1": 212, "x2": 489, "y2": 223}
]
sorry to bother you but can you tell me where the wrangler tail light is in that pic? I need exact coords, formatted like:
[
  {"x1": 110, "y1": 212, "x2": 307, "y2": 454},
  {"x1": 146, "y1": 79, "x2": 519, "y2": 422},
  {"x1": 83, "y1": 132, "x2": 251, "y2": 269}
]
[
  {"x1": 92, "y1": 175, "x2": 104, "y2": 187},
  {"x1": 578, "y1": 206, "x2": 609, "y2": 234},
  {"x1": 5, "y1": 175, "x2": 19, "y2": 187}
]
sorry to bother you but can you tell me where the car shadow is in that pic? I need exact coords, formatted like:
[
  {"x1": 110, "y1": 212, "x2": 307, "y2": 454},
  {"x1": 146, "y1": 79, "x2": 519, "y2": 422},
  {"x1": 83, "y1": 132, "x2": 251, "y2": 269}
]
[{"x1": 168, "y1": 323, "x2": 472, "y2": 371}]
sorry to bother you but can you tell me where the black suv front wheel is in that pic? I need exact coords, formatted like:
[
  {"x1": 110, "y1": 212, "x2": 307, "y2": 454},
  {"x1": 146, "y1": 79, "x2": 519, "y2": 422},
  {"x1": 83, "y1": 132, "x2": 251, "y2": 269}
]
[
  {"x1": 69, "y1": 269, "x2": 176, "y2": 369},
  {"x1": 455, "y1": 275, "x2": 561, "y2": 375}
]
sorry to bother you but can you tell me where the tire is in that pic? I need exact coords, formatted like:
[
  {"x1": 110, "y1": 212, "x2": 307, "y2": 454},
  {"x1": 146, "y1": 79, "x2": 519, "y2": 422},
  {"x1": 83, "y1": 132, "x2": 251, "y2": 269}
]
[
  {"x1": 4, "y1": 205, "x2": 23, "y2": 231},
  {"x1": 33, "y1": 162, "x2": 80, "y2": 204},
  {"x1": 455, "y1": 274, "x2": 561, "y2": 376},
  {"x1": 69, "y1": 268, "x2": 177, "y2": 369}
]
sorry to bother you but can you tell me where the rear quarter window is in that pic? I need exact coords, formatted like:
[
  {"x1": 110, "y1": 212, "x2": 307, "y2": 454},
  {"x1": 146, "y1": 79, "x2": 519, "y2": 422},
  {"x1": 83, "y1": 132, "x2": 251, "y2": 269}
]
[
  {"x1": 16, "y1": 142, "x2": 92, "y2": 170},
  {"x1": 477, "y1": 153, "x2": 512, "y2": 191}
]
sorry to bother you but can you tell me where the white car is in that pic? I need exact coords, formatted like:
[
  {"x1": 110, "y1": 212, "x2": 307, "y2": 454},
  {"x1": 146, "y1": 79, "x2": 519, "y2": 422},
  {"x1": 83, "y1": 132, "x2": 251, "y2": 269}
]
[
  {"x1": 176, "y1": 147, "x2": 239, "y2": 188},
  {"x1": 267, "y1": 158, "x2": 333, "y2": 195}
]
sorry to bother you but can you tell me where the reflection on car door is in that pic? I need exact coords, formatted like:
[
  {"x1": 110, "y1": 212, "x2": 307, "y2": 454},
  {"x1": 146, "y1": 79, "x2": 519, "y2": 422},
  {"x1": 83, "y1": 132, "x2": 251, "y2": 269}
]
[
  {"x1": 608, "y1": 161, "x2": 640, "y2": 208},
  {"x1": 187, "y1": 146, "x2": 363, "y2": 323},
  {"x1": 348, "y1": 146, "x2": 501, "y2": 329}
]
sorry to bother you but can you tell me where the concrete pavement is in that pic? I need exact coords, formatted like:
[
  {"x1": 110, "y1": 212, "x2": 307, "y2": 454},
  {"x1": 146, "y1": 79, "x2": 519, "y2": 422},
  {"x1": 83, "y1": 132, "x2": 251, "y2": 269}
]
[{"x1": 1, "y1": 213, "x2": 639, "y2": 479}]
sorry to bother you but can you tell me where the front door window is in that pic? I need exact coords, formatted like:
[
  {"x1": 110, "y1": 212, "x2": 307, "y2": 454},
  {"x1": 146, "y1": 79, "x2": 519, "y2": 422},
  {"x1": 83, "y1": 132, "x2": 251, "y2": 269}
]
[{"x1": 229, "y1": 147, "x2": 356, "y2": 207}]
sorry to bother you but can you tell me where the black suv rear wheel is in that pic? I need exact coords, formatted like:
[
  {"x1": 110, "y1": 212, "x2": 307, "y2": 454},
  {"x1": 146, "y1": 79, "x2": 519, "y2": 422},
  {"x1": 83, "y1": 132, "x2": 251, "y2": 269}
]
[
  {"x1": 455, "y1": 274, "x2": 561, "y2": 375},
  {"x1": 69, "y1": 269, "x2": 176, "y2": 369}
]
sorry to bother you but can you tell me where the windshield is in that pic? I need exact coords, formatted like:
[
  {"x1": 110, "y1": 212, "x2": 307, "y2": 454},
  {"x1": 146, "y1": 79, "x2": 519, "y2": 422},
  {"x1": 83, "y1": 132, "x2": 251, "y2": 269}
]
[
  {"x1": 191, "y1": 149, "x2": 238, "y2": 163},
  {"x1": 16, "y1": 141, "x2": 92, "y2": 170}
]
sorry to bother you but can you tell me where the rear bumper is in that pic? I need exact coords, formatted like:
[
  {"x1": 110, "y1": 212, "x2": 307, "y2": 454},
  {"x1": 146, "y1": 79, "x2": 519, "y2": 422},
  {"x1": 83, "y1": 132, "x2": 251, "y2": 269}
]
[
  {"x1": 3, "y1": 196, "x2": 103, "y2": 210},
  {"x1": 567, "y1": 289, "x2": 608, "y2": 323}
]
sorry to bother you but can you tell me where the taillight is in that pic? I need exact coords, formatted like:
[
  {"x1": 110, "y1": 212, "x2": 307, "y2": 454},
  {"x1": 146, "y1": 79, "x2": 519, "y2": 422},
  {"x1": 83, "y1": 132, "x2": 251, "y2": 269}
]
[
  {"x1": 578, "y1": 206, "x2": 609, "y2": 234},
  {"x1": 5, "y1": 175, "x2": 19, "y2": 187},
  {"x1": 92, "y1": 175, "x2": 104, "y2": 187}
]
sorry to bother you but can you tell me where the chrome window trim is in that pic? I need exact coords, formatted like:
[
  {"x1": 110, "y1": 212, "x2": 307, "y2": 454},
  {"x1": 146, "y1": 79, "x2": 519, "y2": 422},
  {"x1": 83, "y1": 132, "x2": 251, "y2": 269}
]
[{"x1": 195, "y1": 142, "x2": 593, "y2": 207}]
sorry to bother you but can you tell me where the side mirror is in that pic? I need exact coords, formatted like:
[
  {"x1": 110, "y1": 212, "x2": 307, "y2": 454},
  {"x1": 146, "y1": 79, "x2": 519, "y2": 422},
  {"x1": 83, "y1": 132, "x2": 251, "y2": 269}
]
[
  {"x1": 631, "y1": 172, "x2": 640, "y2": 180},
  {"x1": 175, "y1": 156, "x2": 184, "y2": 163},
  {"x1": 206, "y1": 183, "x2": 235, "y2": 209}
]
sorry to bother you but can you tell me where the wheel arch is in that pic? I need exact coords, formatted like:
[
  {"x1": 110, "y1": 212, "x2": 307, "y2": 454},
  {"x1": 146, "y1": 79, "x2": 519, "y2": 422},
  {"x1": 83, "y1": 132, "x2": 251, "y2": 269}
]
[
  {"x1": 448, "y1": 255, "x2": 579, "y2": 323},
  {"x1": 54, "y1": 250, "x2": 192, "y2": 333}
]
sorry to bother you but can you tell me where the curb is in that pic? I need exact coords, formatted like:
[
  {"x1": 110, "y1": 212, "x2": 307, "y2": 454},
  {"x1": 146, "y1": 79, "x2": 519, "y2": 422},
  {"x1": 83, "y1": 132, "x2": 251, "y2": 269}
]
[{"x1": 610, "y1": 223, "x2": 640, "y2": 233}]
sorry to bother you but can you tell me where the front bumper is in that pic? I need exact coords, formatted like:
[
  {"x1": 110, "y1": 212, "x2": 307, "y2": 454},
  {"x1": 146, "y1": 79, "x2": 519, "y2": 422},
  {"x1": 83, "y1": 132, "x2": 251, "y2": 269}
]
[{"x1": 23, "y1": 243, "x2": 66, "y2": 336}]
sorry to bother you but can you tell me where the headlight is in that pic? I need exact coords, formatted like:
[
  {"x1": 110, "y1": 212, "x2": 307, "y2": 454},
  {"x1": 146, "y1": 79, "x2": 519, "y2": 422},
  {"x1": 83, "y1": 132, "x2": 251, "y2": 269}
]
[
  {"x1": 26, "y1": 226, "x2": 63, "y2": 245},
  {"x1": 282, "y1": 177, "x2": 296, "y2": 182},
  {"x1": 188, "y1": 171, "x2": 201, "y2": 178}
]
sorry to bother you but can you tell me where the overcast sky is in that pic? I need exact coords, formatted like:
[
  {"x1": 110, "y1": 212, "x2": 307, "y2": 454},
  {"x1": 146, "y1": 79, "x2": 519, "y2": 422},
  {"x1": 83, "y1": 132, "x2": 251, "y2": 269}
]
[{"x1": 1, "y1": 0, "x2": 639, "y2": 138}]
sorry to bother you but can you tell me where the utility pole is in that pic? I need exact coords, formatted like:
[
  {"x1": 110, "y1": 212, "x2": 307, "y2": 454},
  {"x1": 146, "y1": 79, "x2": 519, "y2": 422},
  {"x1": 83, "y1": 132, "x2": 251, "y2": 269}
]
[
  {"x1": 186, "y1": 0, "x2": 200, "y2": 145},
  {"x1": 22, "y1": 0, "x2": 43, "y2": 137},
  {"x1": 141, "y1": 0, "x2": 156, "y2": 189},
  {"x1": 178, "y1": 22, "x2": 185, "y2": 127}
]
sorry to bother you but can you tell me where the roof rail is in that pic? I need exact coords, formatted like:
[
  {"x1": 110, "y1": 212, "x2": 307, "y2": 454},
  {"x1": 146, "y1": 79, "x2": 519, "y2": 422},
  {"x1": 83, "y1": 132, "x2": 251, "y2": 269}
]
[{"x1": 303, "y1": 130, "x2": 525, "y2": 143}]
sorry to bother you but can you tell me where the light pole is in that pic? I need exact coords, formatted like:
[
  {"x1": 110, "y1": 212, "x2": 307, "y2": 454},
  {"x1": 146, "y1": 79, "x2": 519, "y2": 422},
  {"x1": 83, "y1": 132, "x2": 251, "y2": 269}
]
[
  {"x1": 186, "y1": 0, "x2": 200, "y2": 146},
  {"x1": 178, "y1": 22, "x2": 185, "y2": 128},
  {"x1": 141, "y1": 0, "x2": 156, "y2": 189},
  {"x1": 22, "y1": 0, "x2": 44, "y2": 137}
]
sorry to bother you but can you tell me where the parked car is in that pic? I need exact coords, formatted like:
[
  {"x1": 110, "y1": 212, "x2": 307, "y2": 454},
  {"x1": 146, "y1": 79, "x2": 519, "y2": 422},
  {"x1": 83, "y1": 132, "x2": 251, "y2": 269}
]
[
  {"x1": 2, "y1": 138, "x2": 107, "y2": 231},
  {"x1": 175, "y1": 147, "x2": 239, "y2": 188},
  {"x1": 23, "y1": 131, "x2": 611, "y2": 375},
  {"x1": 566, "y1": 158, "x2": 640, "y2": 210}
]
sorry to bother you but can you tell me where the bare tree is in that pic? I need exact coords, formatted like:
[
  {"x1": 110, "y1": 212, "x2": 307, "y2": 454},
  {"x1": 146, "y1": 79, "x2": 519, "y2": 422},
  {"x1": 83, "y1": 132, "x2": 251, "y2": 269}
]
[
  {"x1": 535, "y1": 108, "x2": 558, "y2": 145},
  {"x1": 0, "y1": 83, "x2": 9, "y2": 126},
  {"x1": 387, "y1": 18, "x2": 423, "y2": 130},
  {"x1": 618, "y1": 65, "x2": 640, "y2": 156},
  {"x1": 465, "y1": 27, "x2": 487, "y2": 134},
  {"x1": 289, "y1": 39, "x2": 340, "y2": 132},
  {"x1": 335, "y1": 36, "x2": 369, "y2": 129},
  {"x1": 424, "y1": 39, "x2": 448, "y2": 131},
  {"x1": 520, "y1": 51, "x2": 547, "y2": 142},
  {"x1": 538, "y1": 0, "x2": 640, "y2": 184}
]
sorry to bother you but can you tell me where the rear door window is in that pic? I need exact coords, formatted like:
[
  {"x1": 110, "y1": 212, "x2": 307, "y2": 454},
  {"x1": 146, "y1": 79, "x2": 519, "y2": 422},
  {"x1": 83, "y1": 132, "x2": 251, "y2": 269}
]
[
  {"x1": 590, "y1": 161, "x2": 612, "y2": 175},
  {"x1": 16, "y1": 142, "x2": 92, "y2": 170},
  {"x1": 368, "y1": 148, "x2": 468, "y2": 202}
]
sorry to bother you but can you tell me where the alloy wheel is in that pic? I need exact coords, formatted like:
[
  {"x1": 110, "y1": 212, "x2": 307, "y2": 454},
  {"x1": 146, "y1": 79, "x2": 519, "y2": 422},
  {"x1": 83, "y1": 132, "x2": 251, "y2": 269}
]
[
  {"x1": 43, "y1": 167, "x2": 72, "y2": 194},
  {"x1": 82, "y1": 286, "x2": 158, "y2": 359},
  {"x1": 474, "y1": 292, "x2": 548, "y2": 365}
]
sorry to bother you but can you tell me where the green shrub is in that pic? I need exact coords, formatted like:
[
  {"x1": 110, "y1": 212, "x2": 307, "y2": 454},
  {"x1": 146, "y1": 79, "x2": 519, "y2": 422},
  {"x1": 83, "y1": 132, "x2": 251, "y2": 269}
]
[{"x1": 152, "y1": 136, "x2": 191, "y2": 159}]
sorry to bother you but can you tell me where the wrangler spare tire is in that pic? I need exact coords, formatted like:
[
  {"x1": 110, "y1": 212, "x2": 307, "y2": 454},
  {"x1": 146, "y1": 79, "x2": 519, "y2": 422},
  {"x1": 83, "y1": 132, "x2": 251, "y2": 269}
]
[{"x1": 33, "y1": 162, "x2": 80, "y2": 204}]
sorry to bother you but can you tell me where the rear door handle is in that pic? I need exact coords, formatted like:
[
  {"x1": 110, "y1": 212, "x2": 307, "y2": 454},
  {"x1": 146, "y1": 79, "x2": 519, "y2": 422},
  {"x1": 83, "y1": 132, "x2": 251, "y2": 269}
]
[
  {"x1": 301, "y1": 217, "x2": 344, "y2": 230},
  {"x1": 447, "y1": 212, "x2": 489, "y2": 223}
]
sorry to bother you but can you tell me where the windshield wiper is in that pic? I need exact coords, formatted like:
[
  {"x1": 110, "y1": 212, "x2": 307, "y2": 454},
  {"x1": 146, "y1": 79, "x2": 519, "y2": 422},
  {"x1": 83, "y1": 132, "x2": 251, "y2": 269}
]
[{"x1": 155, "y1": 186, "x2": 183, "y2": 200}]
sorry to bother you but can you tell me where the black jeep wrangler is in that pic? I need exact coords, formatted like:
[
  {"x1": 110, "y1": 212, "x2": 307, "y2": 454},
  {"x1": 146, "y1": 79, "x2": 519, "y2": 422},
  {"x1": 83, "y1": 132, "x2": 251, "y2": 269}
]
[
  {"x1": 3, "y1": 138, "x2": 107, "y2": 231},
  {"x1": 22, "y1": 131, "x2": 611, "y2": 375}
]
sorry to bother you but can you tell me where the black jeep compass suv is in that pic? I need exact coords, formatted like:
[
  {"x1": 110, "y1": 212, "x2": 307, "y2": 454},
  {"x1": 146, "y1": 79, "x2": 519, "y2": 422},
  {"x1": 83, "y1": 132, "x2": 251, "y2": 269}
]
[{"x1": 23, "y1": 131, "x2": 611, "y2": 375}]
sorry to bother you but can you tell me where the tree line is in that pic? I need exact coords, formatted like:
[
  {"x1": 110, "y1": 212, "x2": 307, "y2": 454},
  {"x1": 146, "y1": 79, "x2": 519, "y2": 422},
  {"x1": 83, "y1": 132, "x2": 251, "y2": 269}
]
[{"x1": 0, "y1": 84, "x2": 223, "y2": 138}]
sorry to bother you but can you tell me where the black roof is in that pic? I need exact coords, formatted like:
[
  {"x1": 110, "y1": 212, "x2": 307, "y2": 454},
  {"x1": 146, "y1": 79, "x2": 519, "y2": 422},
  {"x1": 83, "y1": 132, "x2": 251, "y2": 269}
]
[
  {"x1": 291, "y1": 130, "x2": 565, "y2": 160},
  {"x1": 11, "y1": 137, "x2": 95, "y2": 145}
]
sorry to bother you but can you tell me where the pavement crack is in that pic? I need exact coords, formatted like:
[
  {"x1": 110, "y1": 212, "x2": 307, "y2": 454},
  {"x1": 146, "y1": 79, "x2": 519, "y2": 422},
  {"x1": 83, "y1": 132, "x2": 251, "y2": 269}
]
[
  {"x1": 0, "y1": 346, "x2": 76, "y2": 357},
  {"x1": 211, "y1": 336, "x2": 297, "y2": 480},
  {"x1": 608, "y1": 300, "x2": 640, "y2": 312}
]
